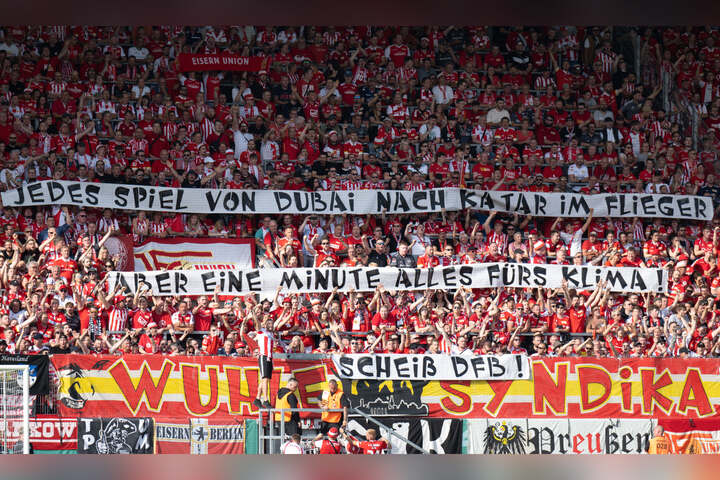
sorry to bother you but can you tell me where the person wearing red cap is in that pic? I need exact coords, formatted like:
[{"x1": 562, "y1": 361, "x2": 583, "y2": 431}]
[
  {"x1": 138, "y1": 321, "x2": 164, "y2": 354},
  {"x1": 531, "y1": 239, "x2": 547, "y2": 264},
  {"x1": 313, "y1": 427, "x2": 343, "y2": 454}
]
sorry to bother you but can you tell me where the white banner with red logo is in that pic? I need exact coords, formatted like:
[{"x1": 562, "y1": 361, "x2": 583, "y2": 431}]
[
  {"x1": 660, "y1": 419, "x2": 720, "y2": 454},
  {"x1": 104, "y1": 235, "x2": 135, "y2": 271},
  {"x1": 134, "y1": 237, "x2": 255, "y2": 271}
]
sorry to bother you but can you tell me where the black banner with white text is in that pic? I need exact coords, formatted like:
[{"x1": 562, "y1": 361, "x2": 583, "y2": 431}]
[
  {"x1": 346, "y1": 417, "x2": 463, "y2": 454},
  {"x1": 77, "y1": 418, "x2": 154, "y2": 454},
  {"x1": 1, "y1": 181, "x2": 712, "y2": 219},
  {"x1": 109, "y1": 264, "x2": 668, "y2": 295}
]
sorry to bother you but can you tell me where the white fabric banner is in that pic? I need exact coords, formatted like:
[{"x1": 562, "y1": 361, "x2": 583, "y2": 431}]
[
  {"x1": 332, "y1": 354, "x2": 530, "y2": 381},
  {"x1": 108, "y1": 264, "x2": 668, "y2": 296},
  {"x1": 134, "y1": 237, "x2": 254, "y2": 271},
  {"x1": 466, "y1": 419, "x2": 653, "y2": 454},
  {"x1": 1, "y1": 180, "x2": 713, "y2": 219}
]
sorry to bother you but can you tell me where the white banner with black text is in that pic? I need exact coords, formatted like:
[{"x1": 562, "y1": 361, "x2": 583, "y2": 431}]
[
  {"x1": 108, "y1": 264, "x2": 668, "y2": 296},
  {"x1": 1, "y1": 181, "x2": 713, "y2": 219},
  {"x1": 332, "y1": 353, "x2": 530, "y2": 381}
]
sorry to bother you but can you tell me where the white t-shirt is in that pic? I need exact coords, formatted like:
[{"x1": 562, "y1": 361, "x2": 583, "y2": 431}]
[
  {"x1": 281, "y1": 441, "x2": 304, "y2": 454},
  {"x1": 128, "y1": 46, "x2": 149, "y2": 60},
  {"x1": 418, "y1": 123, "x2": 441, "y2": 140},
  {"x1": 568, "y1": 163, "x2": 589, "y2": 181},
  {"x1": 486, "y1": 108, "x2": 511, "y2": 125},
  {"x1": 432, "y1": 85, "x2": 454, "y2": 104},
  {"x1": 560, "y1": 229, "x2": 585, "y2": 258},
  {"x1": 409, "y1": 233, "x2": 431, "y2": 257}
]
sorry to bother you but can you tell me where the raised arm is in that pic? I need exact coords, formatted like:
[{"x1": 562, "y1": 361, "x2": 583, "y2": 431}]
[
  {"x1": 580, "y1": 208, "x2": 594, "y2": 234},
  {"x1": 482, "y1": 211, "x2": 497, "y2": 235}
]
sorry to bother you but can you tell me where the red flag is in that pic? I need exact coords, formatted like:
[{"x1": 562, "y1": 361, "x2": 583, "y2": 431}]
[{"x1": 176, "y1": 54, "x2": 269, "y2": 72}]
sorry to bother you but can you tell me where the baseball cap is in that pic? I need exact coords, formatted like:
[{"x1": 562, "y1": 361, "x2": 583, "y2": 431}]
[{"x1": 328, "y1": 427, "x2": 339, "y2": 438}]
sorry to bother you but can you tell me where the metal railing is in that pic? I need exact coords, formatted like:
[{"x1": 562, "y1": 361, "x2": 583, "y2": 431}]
[
  {"x1": 349, "y1": 406, "x2": 430, "y2": 454},
  {"x1": 257, "y1": 407, "x2": 342, "y2": 455},
  {"x1": 256, "y1": 406, "x2": 429, "y2": 454}
]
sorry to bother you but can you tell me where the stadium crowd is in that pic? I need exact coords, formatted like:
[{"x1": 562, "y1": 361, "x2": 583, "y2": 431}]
[{"x1": 0, "y1": 25, "x2": 719, "y2": 360}]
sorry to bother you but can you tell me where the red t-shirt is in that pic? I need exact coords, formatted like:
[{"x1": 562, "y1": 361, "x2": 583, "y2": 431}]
[
  {"x1": 194, "y1": 307, "x2": 214, "y2": 332},
  {"x1": 371, "y1": 312, "x2": 396, "y2": 332},
  {"x1": 359, "y1": 440, "x2": 388, "y2": 454}
]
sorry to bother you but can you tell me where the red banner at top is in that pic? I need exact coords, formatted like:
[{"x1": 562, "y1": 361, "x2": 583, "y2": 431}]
[{"x1": 176, "y1": 53, "x2": 269, "y2": 72}]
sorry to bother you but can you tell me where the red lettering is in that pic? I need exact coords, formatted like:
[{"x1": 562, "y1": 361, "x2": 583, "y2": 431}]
[
  {"x1": 572, "y1": 434, "x2": 584, "y2": 454},
  {"x1": 577, "y1": 366, "x2": 612, "y2": 412},
  {"x1": 439, "y1": 381, "x2": 472, "y2": 415},
  {"x1": 108, "y1": 359, "x2": 174, "y2": 414},
  {"x1": 532, "y1": 361, "x2": 568, "y2": 415},
  {"x1": 226, "y1": 367, "x2": 260, "y2": 415},
  {"x1": 640, "y1": 369, "x2": 673, "y2": 415},
  {"x1": 293, "y1": 365, "x2": 327, "y2": 418},
  {"x1": 677, "y1": 368, "x2": 715, "y2": 417},
  {"x1": 587, "y1": 433, "x2": 601, "y2": 453},
  {"x1": 484, "y1": 380, "x2": 512, "y2": 416},
  {"x1": 619, "y1": 366, "x2": 633, "y2": 412},
  {"x1": 181, "y1": 364, "x2": 220, "y2": 416}
]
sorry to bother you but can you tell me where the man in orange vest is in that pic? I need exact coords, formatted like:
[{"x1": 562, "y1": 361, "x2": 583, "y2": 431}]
[
  {"x1": 275, "y1": 377, "x2": 301, "y2": 435},
  {"x1": 320, "y1": 379, "x2": 349, "y2": 434},
  {"x1": 648, "y1": 425, "x2": 670, "y2": 454}
]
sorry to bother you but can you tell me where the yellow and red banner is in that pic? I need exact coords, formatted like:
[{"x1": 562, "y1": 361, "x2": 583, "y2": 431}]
[{"x1": 51, "y1": 355, "x2": 720, "y2": 420}]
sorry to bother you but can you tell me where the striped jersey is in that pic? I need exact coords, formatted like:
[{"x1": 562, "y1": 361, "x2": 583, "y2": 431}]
[{"x1": 255, "y1": 328, "x2": 276, "y2": 357}]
